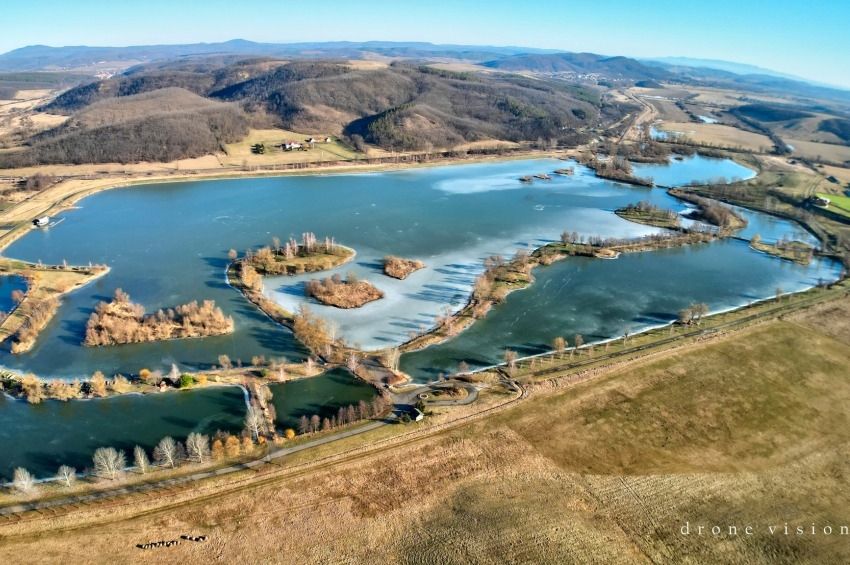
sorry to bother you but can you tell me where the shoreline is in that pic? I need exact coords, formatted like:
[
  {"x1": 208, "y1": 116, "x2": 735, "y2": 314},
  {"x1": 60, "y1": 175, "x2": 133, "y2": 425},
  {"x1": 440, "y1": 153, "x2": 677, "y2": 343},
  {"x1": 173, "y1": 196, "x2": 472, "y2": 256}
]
[{"x1": 0, "y1": 149, "x2": 560, "y2": 253}]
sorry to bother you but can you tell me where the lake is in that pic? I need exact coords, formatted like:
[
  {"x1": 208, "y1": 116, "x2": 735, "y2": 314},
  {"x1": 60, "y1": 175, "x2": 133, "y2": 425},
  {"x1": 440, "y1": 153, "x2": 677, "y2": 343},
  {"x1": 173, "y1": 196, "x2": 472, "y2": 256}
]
[{"x1": 0, "y1": 155, "x2": 839, "y2": 476}]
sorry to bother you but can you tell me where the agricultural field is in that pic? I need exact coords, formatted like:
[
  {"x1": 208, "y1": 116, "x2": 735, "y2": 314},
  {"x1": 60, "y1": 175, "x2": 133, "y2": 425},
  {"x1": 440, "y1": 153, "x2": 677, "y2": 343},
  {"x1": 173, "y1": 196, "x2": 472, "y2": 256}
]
[
  {"x1": 656, "y1": 121, "x2": 774, "y2": 152},
  {"x1": 4, "y1": 307, "x2": 849, "y2": 563},
  {"x1": 787, "y1": 138, "x2": 850, "y2": 164}
]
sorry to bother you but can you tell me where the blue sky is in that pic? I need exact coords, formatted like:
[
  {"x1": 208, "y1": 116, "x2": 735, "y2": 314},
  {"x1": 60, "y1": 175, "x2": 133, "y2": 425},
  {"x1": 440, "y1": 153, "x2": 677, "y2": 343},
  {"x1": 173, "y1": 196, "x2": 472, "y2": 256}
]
[{"x1": 4, "y1": 0, "x2": 849, "y2": 88}]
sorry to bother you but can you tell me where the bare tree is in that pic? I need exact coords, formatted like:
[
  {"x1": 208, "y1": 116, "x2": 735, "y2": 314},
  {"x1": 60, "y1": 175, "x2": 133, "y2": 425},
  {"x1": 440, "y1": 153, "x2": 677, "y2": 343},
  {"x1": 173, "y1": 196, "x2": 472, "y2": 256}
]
[
  {"x1": 218, "y1": 354, "x2": 233, "y2": 370},
  {"x1": 186, "y1": 432, "x2": 210, "y2": 464},
  {"x1": 12, "y1": 467, "x2": 35, "y2": 495},
  {"x1": 552, "y1": 336, "x2": 566, "y2": 358},
  {"x1": 134, "y1": 445, "x2": 150, "y2": 474},
  {"x1": 153, "y1": 436, "x2": 178, "y2": 468},
  {"x1": 346, "y1": 352, "x2": 360, "y2": 372},
  {"x1": 245, "y1": 406, "x2": 262, "y2": 440},
  {"x1": 504, "y1": 349, "x2": 517, "y2": 369},
  {"x1": 692, "y1": 303, "x2": 709, "y2": 324},
  {"x1": 574, "y1": 334, "x2": 584, "y2": 350},
  {"x1": 383, "y1": 347, "x2": 400, "y2": 372},
  {"x1": 93, "y1": 447, "x2": 126, "y2": 480},
  {"x1": 57, "y1": 465, "x2": 76, "y2": 488}
]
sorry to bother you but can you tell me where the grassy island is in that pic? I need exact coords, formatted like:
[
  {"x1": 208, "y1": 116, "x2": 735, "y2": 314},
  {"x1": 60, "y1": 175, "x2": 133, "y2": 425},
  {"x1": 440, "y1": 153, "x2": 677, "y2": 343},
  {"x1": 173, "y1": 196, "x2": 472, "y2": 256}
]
[
  {"x1": 305, "y1": 273, "x2": 384, "y2": 309},
  {"x1": 615, "y1": 201, "x2": 681, "y2": 229},
  {"x1": 84, "y1": 289, "x2": 233, "y2": 346},
  {"x1": 0, "y1": 258, "x2": 109, "y2": 354},
  {"x1": 750, "y1": 235, "x2": 814, "y2": 265},
  {"x1": 240, "y1": 233, "x2": 354, "y2": 276},
  {"x1": 383, "y1": 256, "x2": 425, "y2": 279}
]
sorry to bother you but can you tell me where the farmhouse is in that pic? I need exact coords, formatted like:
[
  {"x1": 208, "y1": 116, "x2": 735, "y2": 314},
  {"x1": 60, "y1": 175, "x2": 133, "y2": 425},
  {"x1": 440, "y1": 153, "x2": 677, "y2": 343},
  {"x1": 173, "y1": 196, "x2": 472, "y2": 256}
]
[{"x1": 282, "y1": 141, "x2": 304, "y2": 151}]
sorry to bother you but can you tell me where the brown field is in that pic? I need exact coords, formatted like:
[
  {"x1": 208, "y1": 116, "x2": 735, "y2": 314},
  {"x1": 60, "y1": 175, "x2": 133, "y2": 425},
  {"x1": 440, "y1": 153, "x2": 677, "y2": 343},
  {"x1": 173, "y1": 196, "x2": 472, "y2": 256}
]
[
  {"x1": 642, "y1": 97, "x2": 690, "y2": 122},
  {"x1": 819, "y1": 164, "x2": 850, "y2": 185},
  {"x1": 686, "y1": 86, "x2": 791, "y2": 108},
  {"x1": 787, "y1": 138, "x2": 850, "y2": 164},
  {"x1": 657, "y1": 121, "x2": 774, "y2": 152},
  {"x1": 2, "y1": 302, "x2": 849, "y2": 563}
]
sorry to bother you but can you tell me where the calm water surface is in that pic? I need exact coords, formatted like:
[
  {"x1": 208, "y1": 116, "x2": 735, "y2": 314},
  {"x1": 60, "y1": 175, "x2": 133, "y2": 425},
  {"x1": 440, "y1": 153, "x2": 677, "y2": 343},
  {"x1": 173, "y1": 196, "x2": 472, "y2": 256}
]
[
  {"x1": 0, "y1": 386, "x2": 246, "y2": 479},
  {"x1": 268, "y1": 368, "x2": 377, "y2": 430},
  {"x1": 0, "y1": 155, "x2": 838, "y2": 474}
]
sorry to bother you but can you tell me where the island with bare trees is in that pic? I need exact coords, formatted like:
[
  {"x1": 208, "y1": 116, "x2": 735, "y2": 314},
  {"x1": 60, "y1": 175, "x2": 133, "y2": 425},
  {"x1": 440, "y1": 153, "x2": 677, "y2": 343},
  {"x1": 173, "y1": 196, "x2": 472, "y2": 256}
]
[
  {"x1": 669, "y1": 189, "x2": 747, "y2": 232},
  {"x1": 383, "y1": 255, "x2": 425, "y2": 279},
  {"x1": 615, "y1": 201, "x2": 681, "y2": 229},
  {"x1": 84, "y1": 289, "x2": 234, "y2": 346},
  {"x1": 305, "y1": 273, "x2": 384, "y2": 309},
  {"x1": 750, "y1": 234, "x2": 814, "y2": 265},
  {"x1": 236, "y1": 233, "x2": 354, "y2": 276}
]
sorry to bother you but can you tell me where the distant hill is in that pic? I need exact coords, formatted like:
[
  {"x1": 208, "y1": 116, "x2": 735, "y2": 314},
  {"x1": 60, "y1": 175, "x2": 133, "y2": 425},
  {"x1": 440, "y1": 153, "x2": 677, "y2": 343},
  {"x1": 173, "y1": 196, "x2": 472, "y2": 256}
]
[
  {"x1": 643, "y1": 57, "x2": 806, "y2": 81},
  {"x1": 481, "y1": 52, "x2": 672, "y2": 81},
  {"x1": 0, "y1": 40, "x2": 557, "y2": 72}
]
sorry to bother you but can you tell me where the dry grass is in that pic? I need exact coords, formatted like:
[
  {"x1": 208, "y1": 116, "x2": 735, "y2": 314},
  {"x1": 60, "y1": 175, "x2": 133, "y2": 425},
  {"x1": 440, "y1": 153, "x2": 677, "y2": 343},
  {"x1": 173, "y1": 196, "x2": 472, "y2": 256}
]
[
  {"x1": 787, "y1": 138, "x2": 850, "y2": 163},
  {"x1": 221, "y1": 128, "x2": 362, "y2": 166},
  {"x1": 2, "y1": 311, "x2": 849, "y2": 563},
  {"x1": 657, "y1": 121, "x2": 774, "y2": 152}
]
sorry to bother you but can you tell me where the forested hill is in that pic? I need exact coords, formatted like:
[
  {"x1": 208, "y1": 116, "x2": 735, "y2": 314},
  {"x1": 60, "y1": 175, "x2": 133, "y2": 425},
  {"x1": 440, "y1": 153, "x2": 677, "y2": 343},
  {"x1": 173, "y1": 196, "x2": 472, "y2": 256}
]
[{"x1": 1, "y1": 59, "x2": 619, "y2": 167}]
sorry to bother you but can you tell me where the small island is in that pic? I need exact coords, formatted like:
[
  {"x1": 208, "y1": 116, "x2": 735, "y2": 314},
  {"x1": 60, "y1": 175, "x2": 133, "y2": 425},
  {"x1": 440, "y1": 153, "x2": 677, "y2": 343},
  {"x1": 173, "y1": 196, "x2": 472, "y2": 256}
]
[
  {"x1": 615, "y1": 201, "x2": 681, "y2": 229},
  {"x1": 577, "y1": 154, "x2": 654, "y2": 187},
  {"x1": 383, "y1": 255, "x2": 425, "y2": 279},
  {"x1": 750, "y1": 235, "x2": 814, "y2": 265},
  {"x1": 669, "y1": 189, "x2": 747, "y2": 232},
  {"x1": 84, "y1": 289, "x2": 234, "y2": 346},
  {"x1": 239, "y1": 232, "x2": 354, "y2": 276},
  {"x1": 305, "y1": 273, "x2": 384, "y2": 309}
]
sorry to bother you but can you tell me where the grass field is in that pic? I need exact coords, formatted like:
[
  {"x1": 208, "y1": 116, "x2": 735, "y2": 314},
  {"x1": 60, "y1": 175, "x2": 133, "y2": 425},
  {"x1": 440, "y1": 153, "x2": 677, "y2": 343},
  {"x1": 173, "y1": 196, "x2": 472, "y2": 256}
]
[
  {"x1": 3, "y1": 298, "x2": 849, "y2": 563},
  {"x1": 221, "y1": 128, "x2": 367, "y2": 167},
  {"x1": 817, "y1": 192, "x2": 850, "y2": 218}
]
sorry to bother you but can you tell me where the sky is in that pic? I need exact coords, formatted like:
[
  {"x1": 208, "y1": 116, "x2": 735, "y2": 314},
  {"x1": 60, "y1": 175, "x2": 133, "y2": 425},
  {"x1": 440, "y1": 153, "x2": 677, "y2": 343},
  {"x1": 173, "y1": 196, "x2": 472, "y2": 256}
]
[{"x1": 4, "y1": 0, "x2": 849, "y2": 88}]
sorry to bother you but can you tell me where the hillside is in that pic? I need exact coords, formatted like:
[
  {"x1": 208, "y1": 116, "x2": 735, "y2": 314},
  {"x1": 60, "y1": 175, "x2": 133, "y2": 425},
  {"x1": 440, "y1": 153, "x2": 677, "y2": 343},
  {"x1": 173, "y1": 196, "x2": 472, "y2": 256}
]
[
  {"x1": 3, "y1": 59, "x2": 608, "y2": 165},
  {"x1": 0, "y1": 88, "x2": 248, "y2": 167},
  {"x1": 210, "y1": 61, "x2": 602, "y2": 150}
]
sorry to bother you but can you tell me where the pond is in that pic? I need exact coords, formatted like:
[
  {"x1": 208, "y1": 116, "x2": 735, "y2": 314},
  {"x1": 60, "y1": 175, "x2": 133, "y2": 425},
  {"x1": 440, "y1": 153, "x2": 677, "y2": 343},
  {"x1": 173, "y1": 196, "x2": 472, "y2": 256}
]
[
  {"x1": 0, "y1": 385, "x2": 247, "y2": 480},
  {"x1": 268, "y1": 368, "x2": 377, "y2": 431}
]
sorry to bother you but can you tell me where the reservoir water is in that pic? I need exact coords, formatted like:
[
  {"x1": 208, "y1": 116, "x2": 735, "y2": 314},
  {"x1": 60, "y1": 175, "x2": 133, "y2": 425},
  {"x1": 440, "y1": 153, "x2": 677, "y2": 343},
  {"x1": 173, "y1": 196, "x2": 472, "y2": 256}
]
[{"x1": 0, "y1": 155, "x2": 840, "y2": 476}]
